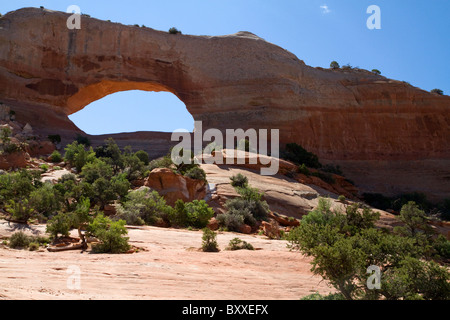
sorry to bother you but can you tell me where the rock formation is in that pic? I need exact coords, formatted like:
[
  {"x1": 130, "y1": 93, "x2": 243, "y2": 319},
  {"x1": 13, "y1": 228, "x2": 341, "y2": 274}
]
[{"x1": 0, "y1": 8, "x2": 449, "y2": 200}]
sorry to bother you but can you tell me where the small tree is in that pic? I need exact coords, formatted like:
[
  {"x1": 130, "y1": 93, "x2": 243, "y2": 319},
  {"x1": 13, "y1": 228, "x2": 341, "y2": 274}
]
[
  {"x1": 230, "y1": 173, "x2": 248, "y2": 188},
  {"x1": 330, "y1": 61, "x2": 340, "y2": 69},
  {"x1": 169, "y1": 27, "x2": 182, "y2": 34},
  {"x1": 430, "y1": 89, "x2": 444, "y2": 95},
  {"x1": 371, "y1": 69, "x2": 381, "y2": 75},
  {"x1": 88, "y1": 214, "x2": 130, "y2": 253},
  {"x1": 134, "y1": 150, "x2": 150, "y2": 165},
  {"x1": 202, "y1": 228, "x2": 219, "y2": 252}
]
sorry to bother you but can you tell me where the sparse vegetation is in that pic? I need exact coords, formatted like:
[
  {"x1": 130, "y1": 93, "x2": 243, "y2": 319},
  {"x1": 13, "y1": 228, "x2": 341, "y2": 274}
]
[
  {"x1": 287, "y1": 198, "x2": 450, "y2": 300},
  {"x1": 201, "y1": 228, "x2": 219, "y2": 252},
  {"x1": 169, "y1": 27, "x2": 182, "y2": 34},
  {"x1": 330, "y1": 61, "x2": 340, "y2": 69},
  {"x1": 8, "y1": 231, "x2": 31, "y2": 249},
  {"x1": 47, "y1": 134, "x2": 61, "y2": 145},
  {"x1": 431, "y1": 88, "x2": 444, "y2": 95},
  {"x1": 281, "y1": 143, "x2": 321, "y2": 169},
  {"x1": 88, "y1": 214, "x2": 130, "y2": 254},
  {"x1": 371, "y1": 69, "x2": 381, "y2": 75},
  {"x1": 227, "y1": 238, "x2": 254, "y2": 251},
  {"x1": 50, "y1": 150, "x2": 62, "y2": 163}
]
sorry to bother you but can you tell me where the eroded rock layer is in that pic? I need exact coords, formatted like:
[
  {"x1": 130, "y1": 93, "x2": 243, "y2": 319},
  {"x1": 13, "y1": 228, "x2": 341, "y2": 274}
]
[{"x1": 0, "y1": 8, "x2": 449, "y2": 200}]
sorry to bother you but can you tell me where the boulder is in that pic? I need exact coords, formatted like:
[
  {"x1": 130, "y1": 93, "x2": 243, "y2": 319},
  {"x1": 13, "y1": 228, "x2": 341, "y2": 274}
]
[{"x1": 144, "y1": 168, "x2": 206, "y2": 206}]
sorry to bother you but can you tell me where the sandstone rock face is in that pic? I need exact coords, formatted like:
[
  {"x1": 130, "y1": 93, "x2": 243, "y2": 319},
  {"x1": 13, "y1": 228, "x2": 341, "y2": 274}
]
[
  {"x1": 144, "y1": 168, "x2": 206, "y2": 206},
  {"x1": 0, "y1": 8, "x2": 449, "y2": 200}
]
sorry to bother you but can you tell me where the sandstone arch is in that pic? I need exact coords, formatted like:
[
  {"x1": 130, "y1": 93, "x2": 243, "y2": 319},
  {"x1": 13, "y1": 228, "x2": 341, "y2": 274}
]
[{"x1": 0, "y1": 8, "x2": 449, "y2": 200}]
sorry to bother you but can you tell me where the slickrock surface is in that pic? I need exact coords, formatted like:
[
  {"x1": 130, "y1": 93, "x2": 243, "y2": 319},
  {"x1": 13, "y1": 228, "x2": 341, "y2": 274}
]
[{"x1": 0, "y1": 221, "x2": 332, "y2": 300}]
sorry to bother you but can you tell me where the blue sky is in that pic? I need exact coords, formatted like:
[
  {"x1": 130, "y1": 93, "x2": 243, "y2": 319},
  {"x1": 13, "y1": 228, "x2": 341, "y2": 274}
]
[{"x1": 3, "y1": 1, "x2": 450, "y2": 134}]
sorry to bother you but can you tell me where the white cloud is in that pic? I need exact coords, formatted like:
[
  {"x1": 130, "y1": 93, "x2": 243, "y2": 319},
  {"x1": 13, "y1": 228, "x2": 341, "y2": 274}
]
[{"x1": 320, "y1": 5, "x2": 331, "y2": 14}]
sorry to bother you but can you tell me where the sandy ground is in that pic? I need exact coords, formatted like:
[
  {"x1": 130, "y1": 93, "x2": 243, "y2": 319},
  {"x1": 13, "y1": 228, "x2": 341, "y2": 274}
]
[{"x1": 0, "y1": 220, "x2": 332, "y2": 300}]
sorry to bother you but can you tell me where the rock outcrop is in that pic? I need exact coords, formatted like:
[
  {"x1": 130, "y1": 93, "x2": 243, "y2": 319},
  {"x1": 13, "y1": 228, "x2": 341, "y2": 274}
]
[
  {"x1": 144, "y1": 168, "x2": 206, "y2": 206},
  {"x1": 0, "y1": 8, "x2": 449, "y2": 200}
]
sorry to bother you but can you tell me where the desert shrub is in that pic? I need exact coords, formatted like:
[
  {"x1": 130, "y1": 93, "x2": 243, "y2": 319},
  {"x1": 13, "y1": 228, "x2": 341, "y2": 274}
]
[
  {"x1": 8, "y1": 231, "x2": 30, "y2": 249},
  {"x1": 330, "y1": 61, "x2": 340, "y2": 69},
  {"x1": 29, "y1": 182, "x2": 61, "y2": 217},
  {"x1": 6, "y1": 199, "x2": 35, "y2": 223},
  {"x1": 338, "y1": 195, "x2": 346, "y2": 202},
  {"x1": 430, "y1": 88, "x2": 444, "y2": 95},
  {"x1": 438, "y1": 198, "x2": 450, "y2": 221},
  {"x1": 371, "y1": 69, "x2": 381, "y2": 75},
  {"x1": 227, "y1": 238, "x2": 254, "y2": 251},
  {"x1": 168, "y1": 200, "x2": 214, "y2": 228},
  {"x1": 89, "y1": 173, "x2": 130, "y2": 209},
  {"x1": 47, "y1": 134, "x2": 61, "y2": 145},
  {"x1": 75, "y1": 134, "x2": 91, "y2": 146},
  {"x1": 116, "y1": 189, "x2": 171, "y2": 226},
  {"x1": 184, "y1": 166, "x2": 207, "y2": 182},
  {"x1": 202, "y1": 228, "x2": 219, "y2": 252},
  {"x1": 281, "y1": 143, "x2": 321, "y2": 169},
  {"x1": 39, "y1": 164, "x2": 49, "y2": 172},
  {"x1": 287, "y1": 198, "x2": 450, "y2": 300},
  {"x1": 88, "y1": 214, "x2": 130, "y2": 253},
  {"x1": 50, "y1": 150, "x2": 62, "y2": 163},
  {"x1": 134, "y1": 150, "x2": 149, "y2": 165},
  {"x1": 64, "y1": 141, "x2": 96, "y2": 172},
  {"x1": 362, "y1": 193, "x2": 392, "y2": 211},
  {"x1": 342, "y1": 63, "x2": 353, "y2": 70},
  {"x1": 0, "y1": 170, "x2": 40, "y2": 206},
  {"x1": 28, "y1": 242, "x2": 39, "y2": 251},
  {"x1": 311, "y1": 171, "x2": 335, "y2": 184},
  {"x1": 216, "y1": 212, "x2": 246, "y2": 232},
  {"x1": 297, "y1": 164, "x2": 310, "y2": 176},
  {"x1": 184, "y1": 200, "x2": 214, "y2": 228},
  {"x1": 230, "y1": 173, "x2": 248, "y2": 188},
  {"x1": 81, "y1": 158, "x2": 113, "y2": 184},
  {"x1": 301, "y1": 292, "x2": 345, "y2": 300},
  {"x1": 148, "y1": 154, "x2": 173, "y2": 171},
  {"x1": 46, "y1": 212, "x2": 73, "y2": 239},
  {"x1": 169, "y1": 27, "x2": 182, "y2": 34}
]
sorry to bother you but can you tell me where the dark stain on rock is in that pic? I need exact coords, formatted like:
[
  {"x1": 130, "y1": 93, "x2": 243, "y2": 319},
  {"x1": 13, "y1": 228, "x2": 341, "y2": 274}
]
[{"x1": 26, "y1": 79, "x2": 79, "y2": 96}]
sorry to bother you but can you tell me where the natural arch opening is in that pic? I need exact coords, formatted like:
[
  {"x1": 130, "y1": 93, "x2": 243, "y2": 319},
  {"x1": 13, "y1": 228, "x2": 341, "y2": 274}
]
[{"x1": 68, "y1": 90, "x2": 194, "y2": 135}]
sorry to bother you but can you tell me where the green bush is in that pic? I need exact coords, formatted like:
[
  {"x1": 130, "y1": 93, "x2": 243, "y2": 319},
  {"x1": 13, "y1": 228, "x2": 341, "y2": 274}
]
[
  {"x1": 64, "y1": 141, "x2": 96, "y2": 172},
  {"x1": 184, "y1": 200, "x2": 214, "y2": 228},
  {"x1": 230, "y1": 173, "x2": 248, "y2": 188},
  {"x1": 88, "y1": 214, "x2": 130, "y2": 253},
  {"x1": 29, "y1": 182, "x2": 61, "y2": 217},
  {"x1": 116, "y1": 189, "x2": 172, "y2": 226},
  {"x1": 287, "y1": 198, "x2": 450, "y2": 300},
  {"x1": 168, "y1": 199, "x2": 214, "y2": 228},
  {"x1": 6, "y1": 199, "x2": 35, "y2": 223},
  {"x1": 227, "y1": 238, "x2": 254, "y2": 251},
  {"x1": 47, "y1": 134, "x2": 61, "y2": 145},
  {"x1": 148, "y1": 154, "x2": 173, "y2": 171},
  {"x1": 75, "y1": 134, "x2": 91, "y2": 146},
  {"x1": 430, "y1": 89, "x2": 444, "y2": 95},
  {"x1": 371, "y1": 69, "x2": 381, "y2": 75},
  {"x1": 184, "y1": 166, "x2": 207, "y2": 181},
  {"x1": 46, "y1": 212, "x2": 73, "y2": 239},
  {"x1": 39, "y1": 164, "x2": 49, "y2": 172},
  {"x1": 297, "y1": 164, "x2": 310, "y2": 176},
  {"x1": 330, "y1": 61, "x2": 340, "y2": 69},
  {"x1": 301, "y1": 292, "x2": 345, "y2": 300},
  {"x1": 281, "y1": 143, "x2": 321, "y2": 169},
  {"x1": 311, "y1": 171, "x2": 335, "y2": 184},
  {"x1": 50, "y1": 150, "x2": 62, "y2": 163},
  {"x1": 8, "y1": 231, "x2": 30, "y2": 249},
  {"x1": 202, "y1": 228, "x2": 219, "y2": 252},
  {"x1": 169, "y1": 27, "x2": 182, "y2": 34},
  {"x1": 0, "y1": 170, "x2": 40, "y2": 206},
  {"x1": 28, "y1": 242, "x2": 39, "y2": 251},
  {"x1": 134, "y1": 150, "x2": 149, "y2": 165}
]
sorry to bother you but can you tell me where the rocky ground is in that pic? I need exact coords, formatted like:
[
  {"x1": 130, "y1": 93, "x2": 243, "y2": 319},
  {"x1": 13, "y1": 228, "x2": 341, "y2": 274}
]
[{"x1": 0, "y1": 220, "x2": 332, "y2": 300}]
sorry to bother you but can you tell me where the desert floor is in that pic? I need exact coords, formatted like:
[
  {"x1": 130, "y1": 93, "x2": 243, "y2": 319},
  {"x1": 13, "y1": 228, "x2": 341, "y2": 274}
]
[{"x1": 0, "y1": 221, "x2": 332, "y2": 300}]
